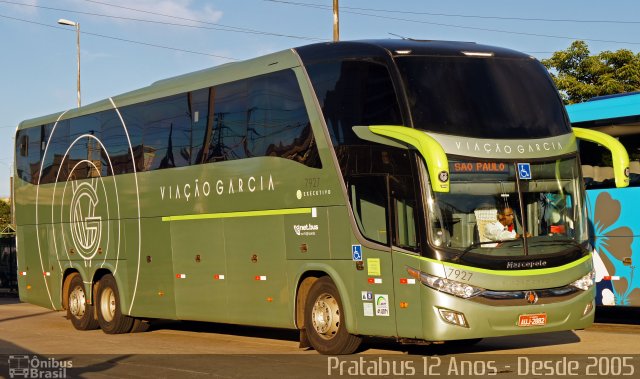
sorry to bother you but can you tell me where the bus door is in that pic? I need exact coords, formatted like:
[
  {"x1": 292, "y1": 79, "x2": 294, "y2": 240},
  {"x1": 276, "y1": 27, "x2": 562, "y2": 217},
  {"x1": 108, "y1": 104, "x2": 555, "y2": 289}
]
[
  {"x1": 346, "y1": 174, "x2": 396, "y2": 335},
  {"x1": 388, "y1": 173, "x2": 424, "y2": 339}
]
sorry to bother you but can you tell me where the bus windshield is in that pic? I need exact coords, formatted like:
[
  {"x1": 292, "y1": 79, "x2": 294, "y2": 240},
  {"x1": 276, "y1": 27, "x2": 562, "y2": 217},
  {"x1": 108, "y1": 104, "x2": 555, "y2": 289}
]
[
  {"x1": 395, "y1": 56, "x2": 570, "y2": 139},
  {"x1": 428, "y1": 156, "x2": 588, "y2": 258}
]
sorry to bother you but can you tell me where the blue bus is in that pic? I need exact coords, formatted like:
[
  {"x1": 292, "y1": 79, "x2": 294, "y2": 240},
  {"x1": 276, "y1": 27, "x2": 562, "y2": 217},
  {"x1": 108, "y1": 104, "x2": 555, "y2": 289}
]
[{"x1": 567, "y1": 92, "x2": 640, "y2": 307}]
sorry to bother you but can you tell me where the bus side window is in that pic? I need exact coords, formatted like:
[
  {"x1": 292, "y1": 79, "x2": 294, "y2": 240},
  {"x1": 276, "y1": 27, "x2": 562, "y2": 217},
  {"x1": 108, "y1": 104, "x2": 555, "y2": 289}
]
[
  {"x1": 390, "y1": 175, "x2": 419, "y2": 250},
  {"x1": 15, "y1": 126, "x2": 43, "y2": 184},
  {"x1": 348, "y1": 175, "x2": 389, "y2": 245}
]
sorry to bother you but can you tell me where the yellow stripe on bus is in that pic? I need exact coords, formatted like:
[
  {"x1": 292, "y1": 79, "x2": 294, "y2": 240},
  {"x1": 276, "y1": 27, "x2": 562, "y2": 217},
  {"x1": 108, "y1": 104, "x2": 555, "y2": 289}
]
[
  {"x1": 405, "y1": 252, "x2": 592, "y2": 277},
  {"x1": 161, "y1": 207, "x2": 314, "y2": 222}
]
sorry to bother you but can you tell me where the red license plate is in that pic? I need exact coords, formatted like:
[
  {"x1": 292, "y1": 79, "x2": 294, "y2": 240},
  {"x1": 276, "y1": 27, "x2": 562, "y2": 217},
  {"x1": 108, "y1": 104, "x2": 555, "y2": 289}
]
[{"x1": 517, "y1": 313, "x2": 547, "y2": 327}]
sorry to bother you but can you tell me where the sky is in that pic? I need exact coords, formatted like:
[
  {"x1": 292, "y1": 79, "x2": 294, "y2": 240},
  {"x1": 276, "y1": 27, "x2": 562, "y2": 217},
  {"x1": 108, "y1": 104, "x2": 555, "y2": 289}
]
[{"x1": 1, "y1": 0, "x2": 640, "y2": 198}]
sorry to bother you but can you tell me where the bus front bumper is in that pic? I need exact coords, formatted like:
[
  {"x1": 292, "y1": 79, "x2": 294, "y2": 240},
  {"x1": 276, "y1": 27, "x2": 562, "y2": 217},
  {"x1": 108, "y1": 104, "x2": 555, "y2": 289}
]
[{"x1": 421, "y1": 286, "x2": 595, "y2": 341}]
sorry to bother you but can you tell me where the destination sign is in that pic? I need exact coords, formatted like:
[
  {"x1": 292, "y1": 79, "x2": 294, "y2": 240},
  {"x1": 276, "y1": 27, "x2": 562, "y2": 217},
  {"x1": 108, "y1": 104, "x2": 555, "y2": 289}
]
[{"x1": 450, "y1": 162, "x2": 510, "y2": 173}]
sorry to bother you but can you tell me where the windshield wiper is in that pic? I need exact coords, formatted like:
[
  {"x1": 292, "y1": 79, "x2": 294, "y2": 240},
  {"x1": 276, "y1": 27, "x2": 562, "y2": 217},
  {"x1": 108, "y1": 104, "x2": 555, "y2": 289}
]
[{"x1": 527, "y1": 238, "x2": 587, "y2": 251}]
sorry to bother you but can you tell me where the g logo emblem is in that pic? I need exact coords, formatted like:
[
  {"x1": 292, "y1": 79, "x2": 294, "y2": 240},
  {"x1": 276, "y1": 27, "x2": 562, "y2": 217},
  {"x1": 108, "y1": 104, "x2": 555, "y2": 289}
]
[{"x1": 69, "y1": 181, "x2": 102, "y2": 260}]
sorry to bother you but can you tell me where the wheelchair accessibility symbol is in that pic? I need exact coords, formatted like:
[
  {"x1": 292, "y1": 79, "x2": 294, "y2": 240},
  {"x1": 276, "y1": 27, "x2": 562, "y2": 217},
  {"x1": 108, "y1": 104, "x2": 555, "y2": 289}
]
[
  {"x1": 518, "y1": 163, "x2": 532, "y2": 180},
  {"x1": 352, "y1": 245, "x2": 363, "y2": 261}
]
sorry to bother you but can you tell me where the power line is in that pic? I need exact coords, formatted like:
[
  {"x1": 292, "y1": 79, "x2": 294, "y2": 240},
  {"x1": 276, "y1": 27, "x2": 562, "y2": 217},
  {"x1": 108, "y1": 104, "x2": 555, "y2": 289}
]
[
  {"x1": 265, "y1": 0, "x2": 640, "y2": 25},
  {"x1": 80, "y1": 0, "x2": 322, "y2": 41},
  {"x1": 0, "y1": 0, "x2": 324, "y2": 41},
  {"x1": 0, "y1": 13, "x2": 239, "y2": 60},
  {"x1": 265, "y1": 0, "x2": 640, "y2": 46}
]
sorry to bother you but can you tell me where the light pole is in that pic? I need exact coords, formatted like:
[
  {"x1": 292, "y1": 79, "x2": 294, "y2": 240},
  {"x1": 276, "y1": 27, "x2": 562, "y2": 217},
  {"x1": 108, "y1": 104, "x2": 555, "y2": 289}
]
[{"x1": 58, "y1": 18, "x2": 81, "y2": 108}]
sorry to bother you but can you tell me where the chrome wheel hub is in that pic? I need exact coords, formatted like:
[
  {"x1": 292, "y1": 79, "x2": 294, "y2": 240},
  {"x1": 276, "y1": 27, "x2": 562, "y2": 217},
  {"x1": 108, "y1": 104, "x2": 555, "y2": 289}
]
[
  {"x1": 311, "y1": 293, "x2": 340, "y2": 339},
  {"x1": 69, "y1": 286, "x2": 86, "y2": 318},
  {"x1": 100, "y1": 287, "x2": 116, "y2": 322}
]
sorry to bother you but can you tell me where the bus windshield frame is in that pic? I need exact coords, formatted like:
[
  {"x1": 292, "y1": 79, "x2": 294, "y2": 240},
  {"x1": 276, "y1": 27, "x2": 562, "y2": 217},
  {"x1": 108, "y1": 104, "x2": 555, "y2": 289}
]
[{"x1": 423, "y1": 155, "x2": 590, "y2": 267}]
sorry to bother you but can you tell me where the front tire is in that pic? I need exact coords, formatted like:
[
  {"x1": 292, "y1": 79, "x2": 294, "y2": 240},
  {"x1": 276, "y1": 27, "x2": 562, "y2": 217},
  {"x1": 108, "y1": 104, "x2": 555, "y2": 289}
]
[
  {"x1": 96, "y1": 274, "x2": 135, "y2": 334},
  {"x1": 304, "y1": 276, "x2": 362, "y2": 354},
  {"x1": 66, "y1": 273, "x2": 99, "y2": 330}
]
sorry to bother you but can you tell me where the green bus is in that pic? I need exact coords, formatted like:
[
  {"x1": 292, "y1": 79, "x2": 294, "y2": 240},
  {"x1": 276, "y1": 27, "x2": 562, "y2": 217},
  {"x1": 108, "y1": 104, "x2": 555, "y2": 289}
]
[{"x1": 14, "y1": 39, "x2": 628, "y2": 354}]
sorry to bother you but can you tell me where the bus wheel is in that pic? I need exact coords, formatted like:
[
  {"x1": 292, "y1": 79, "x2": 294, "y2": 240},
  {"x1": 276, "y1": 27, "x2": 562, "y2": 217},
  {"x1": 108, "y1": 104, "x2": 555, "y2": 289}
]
[
  {"x1": 130, "y1": 318, "x2": 150, "y2": 333},
  {"x1": 304, "y1": 276, "x2": 362, "y2": 355},
  {"x1": 66, "y1": 273, "x2": 99, "y2": 330},
  {"x1": 96, "y1": 274, "x2": 134, "y2": 334}
]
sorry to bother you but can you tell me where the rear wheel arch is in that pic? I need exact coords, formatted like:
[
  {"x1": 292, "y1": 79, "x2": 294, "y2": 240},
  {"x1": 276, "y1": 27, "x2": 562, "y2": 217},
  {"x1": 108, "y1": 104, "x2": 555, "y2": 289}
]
[
  {"x1": 294, "y1": 266, "x2": 358, "y2": 333},
  {"x1": 61, "y1": 269, "x2": 81, "y2": 310}
]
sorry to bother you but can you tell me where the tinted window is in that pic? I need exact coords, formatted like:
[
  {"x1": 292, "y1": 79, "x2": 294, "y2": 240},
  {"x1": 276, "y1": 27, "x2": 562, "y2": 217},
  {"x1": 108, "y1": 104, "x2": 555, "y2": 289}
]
[
  {"x1": 102, "y1": 109, "x2": 135, "y2": 175},
  {"x1": 215, "y1": 79, "x2": 249, "y2": 161},
  {"x1": 135, "y1": 94, "x2": 192, "y2": 170},
  {"x1": 247, "y1": 70, "x2": 319, "y2": 166},
  {"x1": 15, "y1": 126, "x2": 43, "y2": 184},
  {"x1": 20, "y1": 69, "x2": 320, "y2": 184},
  {"x1": 348, "y1": 175, "x2": 389, "y2": 245},
  {"x1": 196, "y1": 69, "x2": 320, "y2": 167},
  {"x1": 190, "y1": 88, "x2": 214, "y2": 165},
  {"x1": 42, "y1": 120, "x2": 70, "y2": 184},
  {"x1": 395, "y1": 57, "x2": 570, "y2": 139},
  {"x1": 306, "y1": 60, "x2": 403, "y2": 147},
  {"x1": 68, "y1": 114, "x2": 102, "y2": 181}
]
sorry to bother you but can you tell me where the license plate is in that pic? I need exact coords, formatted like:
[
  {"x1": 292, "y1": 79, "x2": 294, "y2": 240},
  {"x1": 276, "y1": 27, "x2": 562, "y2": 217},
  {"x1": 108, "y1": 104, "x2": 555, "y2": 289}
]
[{"x1": 517, "y1": 313, "x2": 547, "y2": 327}]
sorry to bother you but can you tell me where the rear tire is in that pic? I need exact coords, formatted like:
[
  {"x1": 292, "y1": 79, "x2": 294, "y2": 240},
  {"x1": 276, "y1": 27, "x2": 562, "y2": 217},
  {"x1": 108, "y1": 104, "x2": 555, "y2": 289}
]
[
  {"x1": 304, "y1": 276, "x2": 362, "y2": 354},
  {"x1": 96, "y1": 274, "x2": 135, "y2": 334},
  {"x1": 130, "y1": 318, "x2": 150, "y2": 333},
  {"x1": 66, "y1": 273, "x2": 99, "y2": 330}
]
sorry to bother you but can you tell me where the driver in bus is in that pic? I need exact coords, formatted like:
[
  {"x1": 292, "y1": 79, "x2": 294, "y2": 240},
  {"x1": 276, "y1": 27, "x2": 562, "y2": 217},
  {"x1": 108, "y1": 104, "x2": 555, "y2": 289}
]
[{"x1": 484, "y1": 205, "x2": 526, "y2": 241}]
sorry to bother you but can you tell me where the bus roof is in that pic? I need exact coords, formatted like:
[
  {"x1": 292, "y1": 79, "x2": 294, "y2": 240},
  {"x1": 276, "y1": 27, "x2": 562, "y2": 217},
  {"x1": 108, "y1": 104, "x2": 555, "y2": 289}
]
[
  {"x1": 295, "y1": 39, "x2": 531, "y2": 63},
  {"x1": 566, "y1": 92, "x2": 640, "y2": 124}
]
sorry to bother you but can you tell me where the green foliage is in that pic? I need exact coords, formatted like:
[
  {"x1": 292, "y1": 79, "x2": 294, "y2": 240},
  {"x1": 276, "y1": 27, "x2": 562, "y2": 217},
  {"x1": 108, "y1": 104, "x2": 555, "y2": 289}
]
[
  {"x1": 542, "y1": 41, "x2": 640, "y2": 104},
  {"x1": 0, "y1": 200, "x2": 10, "y2": 233}
]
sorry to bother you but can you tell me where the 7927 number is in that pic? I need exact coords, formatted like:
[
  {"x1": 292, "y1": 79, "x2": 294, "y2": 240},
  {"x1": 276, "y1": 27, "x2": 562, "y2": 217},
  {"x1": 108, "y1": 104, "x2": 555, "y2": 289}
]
[{"x1": 446, "y1": 268, "x2": 473, "y2": 281}]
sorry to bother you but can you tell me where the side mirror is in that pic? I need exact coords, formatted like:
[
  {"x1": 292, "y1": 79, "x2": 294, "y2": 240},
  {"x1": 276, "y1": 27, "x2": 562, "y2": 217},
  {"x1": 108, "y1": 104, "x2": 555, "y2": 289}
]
[
  {"x1": 573, "y1": 127, "x2": 630, "y2": 188},
  {"x1": 353, "y1": 125, "x2": 450, "y2": 193}
]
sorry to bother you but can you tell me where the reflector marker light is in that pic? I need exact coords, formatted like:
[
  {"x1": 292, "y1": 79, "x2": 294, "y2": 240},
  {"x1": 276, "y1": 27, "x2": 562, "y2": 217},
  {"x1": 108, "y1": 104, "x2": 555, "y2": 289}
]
[
  {"x1": 255, "y1": 275, "x2": 267, "y2": 281},
  {"x1": 462, "y1": 51, "x2": 494, "y2": 57},
  {"x1": 399, "y1": 278, "x2": 416, "y2": 285},
  {"x1": 603, "y1": 276, "x2": 620, "y2": 281},
  {"x1": 176, "y1": 274, "x2": 186, "y2": 279},
  {"x1": 214, "y1": 274, "x2": 225, "y2": 280},
  {"x1": 43, "y1": 271, "x2": 50, "y2": 277},
  {"x1": 20, "y1": 272, "x2": 27, "y2": 276},
  {"x1": 367, "y1": 278, "x2": 383, "y2": 284}
]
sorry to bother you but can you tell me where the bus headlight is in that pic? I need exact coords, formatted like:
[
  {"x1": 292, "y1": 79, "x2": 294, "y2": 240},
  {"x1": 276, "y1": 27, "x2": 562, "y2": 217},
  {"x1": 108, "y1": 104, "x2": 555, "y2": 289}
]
[
  {"x1": 570, "y1": 270, "x2": 595, "y2": 291},
  {"x1": 416, "y1": 270, "x2": 484, "y2": 299}
]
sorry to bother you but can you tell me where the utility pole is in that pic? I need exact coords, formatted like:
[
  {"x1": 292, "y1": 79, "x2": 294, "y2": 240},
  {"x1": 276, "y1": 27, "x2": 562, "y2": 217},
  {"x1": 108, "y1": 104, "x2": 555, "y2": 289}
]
[
  {"x1": 333, "y1": 0, "x2": 339, "y2": 42},
  {"x1": 10, "y1": 176, "x2": 14, "y2": 226}
]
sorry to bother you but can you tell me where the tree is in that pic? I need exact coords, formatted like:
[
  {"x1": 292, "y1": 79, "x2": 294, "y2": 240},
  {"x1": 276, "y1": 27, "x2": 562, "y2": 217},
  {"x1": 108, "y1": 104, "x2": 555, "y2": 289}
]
[
  {"x1": 541, "y1": 41, "x2": 640, "y2": 104},
  {"x1": 0, "y1": 200, "x2": 10, "y2": 233}
]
